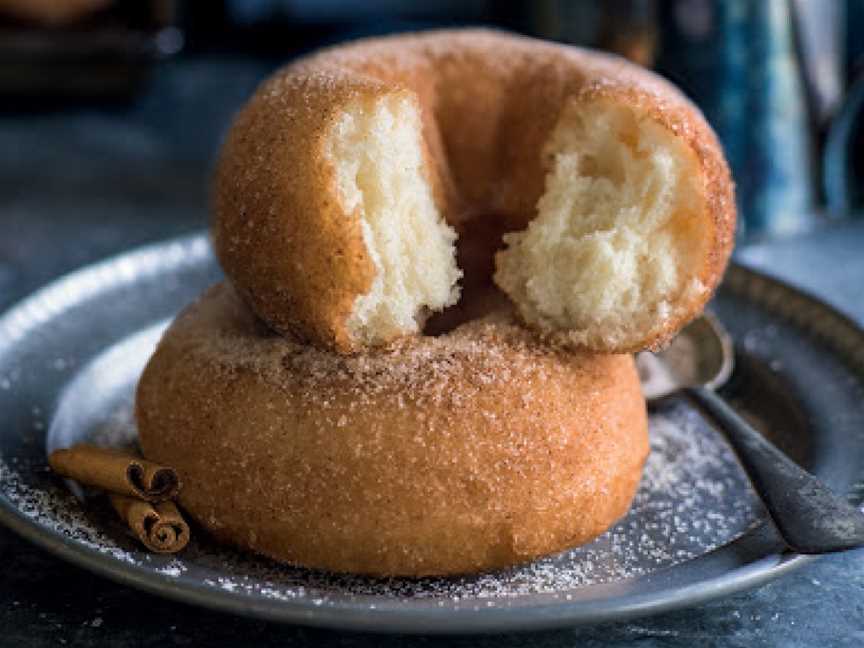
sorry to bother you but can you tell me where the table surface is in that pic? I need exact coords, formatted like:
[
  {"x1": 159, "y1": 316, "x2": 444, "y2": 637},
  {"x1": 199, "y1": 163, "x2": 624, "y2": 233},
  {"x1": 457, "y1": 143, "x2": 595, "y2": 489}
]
[{"x1": 2, "y1": 59, "x2": 864, "y2": 648}]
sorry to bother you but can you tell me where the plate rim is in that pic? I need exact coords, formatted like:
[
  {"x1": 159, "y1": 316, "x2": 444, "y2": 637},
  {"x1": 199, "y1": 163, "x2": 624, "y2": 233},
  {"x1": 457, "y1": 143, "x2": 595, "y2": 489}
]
[
  {"x1": 3, "y1": 232, "x2": 861, "y2": 634},
  {"x1": 0, "y1": 500, "x2": 817, "y2": 633}
]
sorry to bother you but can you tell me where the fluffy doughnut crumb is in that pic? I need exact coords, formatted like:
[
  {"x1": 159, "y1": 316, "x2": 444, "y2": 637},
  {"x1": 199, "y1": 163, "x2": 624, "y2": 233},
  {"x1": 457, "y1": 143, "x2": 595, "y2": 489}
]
[
  {"x1": 326, "y1": 94, "x2": 461, "y2": 346},
  {"x1": 495, "y1": 100, "x2": 710, "y2": 352}
]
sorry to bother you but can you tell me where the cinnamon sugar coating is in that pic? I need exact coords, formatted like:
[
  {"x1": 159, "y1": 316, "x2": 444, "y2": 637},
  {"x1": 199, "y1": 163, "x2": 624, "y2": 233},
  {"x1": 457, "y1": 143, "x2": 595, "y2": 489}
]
[
  {"x1": 213, "y1": 29, "x2": 735, "y2": 354},
  {"x1": 136, "y1": 284, "x2": 649, "y2": 576}
]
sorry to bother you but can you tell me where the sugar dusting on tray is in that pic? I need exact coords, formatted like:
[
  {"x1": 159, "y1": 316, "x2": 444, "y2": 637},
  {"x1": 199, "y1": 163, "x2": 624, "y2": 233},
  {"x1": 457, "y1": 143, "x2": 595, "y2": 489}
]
[{"x1": 0, "y1": 398, "x2": 764, "y2": 604}]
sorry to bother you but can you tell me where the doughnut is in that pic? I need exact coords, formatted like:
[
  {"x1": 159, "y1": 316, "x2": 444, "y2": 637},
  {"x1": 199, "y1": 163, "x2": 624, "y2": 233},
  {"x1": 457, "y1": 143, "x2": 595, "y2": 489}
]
[
  {"x1": 213, "y1": 28, "x2": 735, "y2": 354},
  {"x1": 136, "y1": 284, "x2": 649, "y2": 576}
]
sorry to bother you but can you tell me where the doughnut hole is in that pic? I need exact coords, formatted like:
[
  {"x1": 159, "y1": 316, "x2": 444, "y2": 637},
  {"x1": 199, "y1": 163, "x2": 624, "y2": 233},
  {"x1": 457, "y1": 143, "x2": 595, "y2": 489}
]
[
  {"x1": 424, "y1": 215, "x2": 523, "y2": 336},
  {"x1": 326, "y1": 94, "x2": 461, "y2": 346},
  {"x1": 494, "y1": 100, "x2": 709, "y2": 351}
]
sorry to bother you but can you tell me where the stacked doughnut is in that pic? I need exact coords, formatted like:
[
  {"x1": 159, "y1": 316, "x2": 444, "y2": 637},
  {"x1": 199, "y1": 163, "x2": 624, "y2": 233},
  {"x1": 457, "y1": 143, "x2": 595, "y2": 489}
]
[{"x1": 136, "y1": 30, "x2": 735, "y2": 576}]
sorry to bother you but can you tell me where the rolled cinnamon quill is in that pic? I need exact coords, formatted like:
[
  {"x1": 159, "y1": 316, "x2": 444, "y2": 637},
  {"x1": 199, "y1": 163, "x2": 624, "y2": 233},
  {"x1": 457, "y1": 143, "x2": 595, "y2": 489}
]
[
  {"x1": 48, "y1": 444, "x2": 180, "y2": 502},
  {"x1": 110, "y1": 495, "x2": 190, "y2": 553}
]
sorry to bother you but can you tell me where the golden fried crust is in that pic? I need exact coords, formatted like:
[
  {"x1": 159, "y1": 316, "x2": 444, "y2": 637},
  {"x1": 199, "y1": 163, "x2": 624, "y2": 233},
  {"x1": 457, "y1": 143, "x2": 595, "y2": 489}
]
[
  {"x1": 213, "y1": 29, "x2": 735, "y2": 354},
  {"x1": 212, "y1": 75, "x2": 387, "y2": 351},
  {"x1": 136, "y1": 284, "x2": 649, "y2": 576}
]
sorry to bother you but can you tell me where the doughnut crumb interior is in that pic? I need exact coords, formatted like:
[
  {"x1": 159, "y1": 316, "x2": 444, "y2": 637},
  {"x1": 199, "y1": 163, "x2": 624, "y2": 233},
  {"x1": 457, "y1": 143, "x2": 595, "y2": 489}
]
[
  {"x1": 325, "y1": 96, "x2": 708, "y2": 351},
  {"x1": 326, "y1": 93, "x2": 461, "y2": 345},
  {"x1": 495, "y1": 99, "x2": 708, "y2": 351}
]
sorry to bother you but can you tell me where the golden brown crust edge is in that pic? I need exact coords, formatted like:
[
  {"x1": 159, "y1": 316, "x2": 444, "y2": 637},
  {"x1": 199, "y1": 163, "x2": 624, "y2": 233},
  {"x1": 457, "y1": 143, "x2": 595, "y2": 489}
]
[
  {"x1": 213, "y1": 74, "x2": 383, "y2": 351},
  {"x1": 213, "y1": 28, "x2": 735, "y2": 354},
  {"x1": 136, "y1": 284, "x2": 649, "y2": 576}
]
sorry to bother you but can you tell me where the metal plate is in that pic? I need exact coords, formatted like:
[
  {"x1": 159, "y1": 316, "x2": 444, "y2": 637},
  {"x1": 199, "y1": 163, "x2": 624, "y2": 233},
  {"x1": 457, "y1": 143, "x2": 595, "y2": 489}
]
[{"x1": 1, "y1": 233, "x2": 863, "y2": 634}]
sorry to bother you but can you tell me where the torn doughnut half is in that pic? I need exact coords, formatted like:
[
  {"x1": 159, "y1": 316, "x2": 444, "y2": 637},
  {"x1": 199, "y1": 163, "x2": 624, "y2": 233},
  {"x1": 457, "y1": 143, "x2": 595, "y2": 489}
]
[
  {"x1": 495, "y1": 97, "x2": 726, "y2": 352},
  {"x1": 213, "y1": 29, "x2": 735, "y2": 353}
]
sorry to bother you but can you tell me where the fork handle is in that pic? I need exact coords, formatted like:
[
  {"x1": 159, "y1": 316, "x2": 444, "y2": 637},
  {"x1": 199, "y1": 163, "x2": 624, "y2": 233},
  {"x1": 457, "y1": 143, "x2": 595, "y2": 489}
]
[{"x1": 682, "y1": 385, "x2": 864, "y2": 554}]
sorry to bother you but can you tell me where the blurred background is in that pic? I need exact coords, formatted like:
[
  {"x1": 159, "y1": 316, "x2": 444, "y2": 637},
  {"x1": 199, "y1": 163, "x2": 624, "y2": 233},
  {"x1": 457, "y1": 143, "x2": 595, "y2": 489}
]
[{"x1": 1, "y1": 0, "x2": 863, "y2": 308}]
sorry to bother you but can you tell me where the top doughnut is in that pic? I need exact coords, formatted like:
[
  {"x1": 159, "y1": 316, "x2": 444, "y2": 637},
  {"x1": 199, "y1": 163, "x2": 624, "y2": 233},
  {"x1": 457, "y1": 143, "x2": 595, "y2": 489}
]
[{"x1": 213, "y1": 29, "x2": 735, "y2": 354}]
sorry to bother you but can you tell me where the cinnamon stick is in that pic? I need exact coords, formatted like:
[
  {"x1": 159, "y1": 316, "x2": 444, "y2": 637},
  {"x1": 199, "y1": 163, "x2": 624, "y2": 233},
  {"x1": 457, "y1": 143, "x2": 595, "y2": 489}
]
[
  {"x1": 110, "y1": 495, "x2": 190, "y2": 554},
  {"x1": 48, "y1": 445, "x2": 180, "y2": 502}
]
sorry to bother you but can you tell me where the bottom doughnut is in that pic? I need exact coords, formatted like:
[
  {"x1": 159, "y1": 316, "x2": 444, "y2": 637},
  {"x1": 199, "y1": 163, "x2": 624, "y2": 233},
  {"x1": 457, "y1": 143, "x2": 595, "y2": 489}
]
[{"x1": 136, "y1": 283, "x2": 649, "y2": 576}]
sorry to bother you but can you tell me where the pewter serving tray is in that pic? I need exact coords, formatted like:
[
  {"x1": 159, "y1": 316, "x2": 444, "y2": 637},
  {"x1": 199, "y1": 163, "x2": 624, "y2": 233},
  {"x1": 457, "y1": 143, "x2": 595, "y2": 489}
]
[{"x1": 1, "y1": 233, "x2": 863, "y2": 634}]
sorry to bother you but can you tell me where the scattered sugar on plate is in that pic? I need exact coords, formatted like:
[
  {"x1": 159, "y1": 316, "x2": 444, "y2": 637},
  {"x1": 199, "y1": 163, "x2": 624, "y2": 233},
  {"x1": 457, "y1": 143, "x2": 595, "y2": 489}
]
[
  {"x1": 0, "y1": 460, "x2": 141, "y2": 568},
  {"x1": 0, "y1": 397, "x2": 764, "y2": 605}
]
